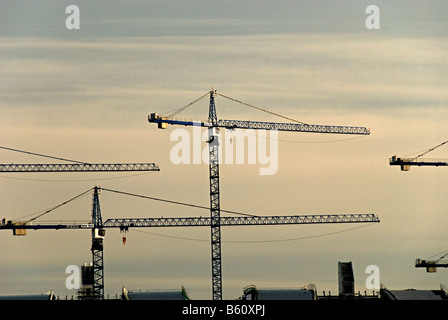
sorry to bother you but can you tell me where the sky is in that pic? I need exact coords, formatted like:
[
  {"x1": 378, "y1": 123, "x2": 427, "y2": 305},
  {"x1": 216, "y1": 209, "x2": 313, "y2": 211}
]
[{"x1": 1, "y1": 0, "x2": 448, "y2": 300}]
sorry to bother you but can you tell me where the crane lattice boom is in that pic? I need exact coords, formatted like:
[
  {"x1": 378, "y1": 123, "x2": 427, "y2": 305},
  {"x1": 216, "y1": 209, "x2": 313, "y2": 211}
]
[
  {"x1": 0, "y1": 163, "x2": 160, "y2": 172},
  {"x1": 390, "y1": 156, "x2": 448, "y2": 171},
  {"x1": 0, "y1": 214, "x2": 379, "y2": 231},
  {"x1": 149, "y1": 114, "x2": 370, "y2": 135},
  {"x1": 103, "y1": 214, "x2": 379, "y2": 228}
]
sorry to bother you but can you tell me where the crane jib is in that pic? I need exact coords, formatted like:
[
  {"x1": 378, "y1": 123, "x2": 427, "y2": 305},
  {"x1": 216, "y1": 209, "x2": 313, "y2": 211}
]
[
  {"x1": 0, "y1": 163, "x2": 160, "y2": 172},
  {"x1": 217, "y1": 119, "x2": 370, "y2": 135},
  {"x1": 0, "y1": 214, "x2": 379, "y2": 231},
  {"x1": 148, "y1": 114, "x2": 370, "y2": 135}
]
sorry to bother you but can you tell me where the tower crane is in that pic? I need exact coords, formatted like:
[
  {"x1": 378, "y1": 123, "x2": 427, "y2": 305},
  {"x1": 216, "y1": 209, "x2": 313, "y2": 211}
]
[
  {"x1": 0, "y1": 186, "x2": 380, "y2": 299},
  {"x1": 0, "y1": 147, "x2": 160, "y2": 299},
  {"x1": 390, "y1": 139, "x2": 448, "y2": 271},
  {"x1": 415, "y1": 256, "x2": 448, "y2": 273},
  {"x1": 389, "y1": 156, "x2": 448, "y2": 171},
  {"x1": 148, "y1": 89, "x2": 371, "y2": 300}
]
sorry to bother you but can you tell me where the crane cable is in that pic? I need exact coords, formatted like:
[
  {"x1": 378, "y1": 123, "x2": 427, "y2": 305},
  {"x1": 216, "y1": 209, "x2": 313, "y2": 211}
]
[
  {"x1": 18, "y1": 187, "x2": 94, "y2": 222},
  {"x1": 100, "y1": 187, "x2": 259, "y2": 218},
  {"x1": 0, "y1": 146, "x2": 89, "y2": 164},
  {"x1": 215, "y1": 92, "x2": 309, "y2": 125},
  {"x1": 426, "y1": 249, "x2": 448, "y2": 261},
  {"x1": 158, "y1": 91, "x2": 363, "y2": 144},
  {"x1": 131, "y1": 222, "x2": 376, "y2": 244},
  {"x1": 13, "y1": 186, "x2": 257, "y2": 224},
  {"x1": 162, "y1": 92, "x2": 210, "y2": 118},
  {"x1": 405, "y1": 139, "x2": 448, "y2": 160},
  {"x1": 159, "y1": 91, "x2": 309, "y2": 125},
  {"x1": 239, "y1": 128, "x2": 366, "y2": 144}
]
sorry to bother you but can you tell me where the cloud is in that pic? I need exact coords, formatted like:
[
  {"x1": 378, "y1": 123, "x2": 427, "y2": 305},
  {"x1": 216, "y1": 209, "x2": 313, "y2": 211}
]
[{"x1": 1, "y1": 33, "x2": 447, "y2": 131}]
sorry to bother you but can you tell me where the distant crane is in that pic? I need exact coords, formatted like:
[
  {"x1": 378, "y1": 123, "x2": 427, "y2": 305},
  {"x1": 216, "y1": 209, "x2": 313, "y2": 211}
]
[
  {"x1": 148, "y1": 89, "x2": 372, "y2": 300},
  {"x1": 0, "y1": 186, "x2": 380, "y2": 299},
  {"x1": 390, "y1": 140, "x2": 448, "y2": 271},
  {"x1": 389, "y1": 156, "x2": 448, "y2": 171},
  {"x1": 415, "y1": 257, "x2": 448, "y2": 273},
  {"x1": 389, "y1": 140, "x2": 448, "y2": 171}
]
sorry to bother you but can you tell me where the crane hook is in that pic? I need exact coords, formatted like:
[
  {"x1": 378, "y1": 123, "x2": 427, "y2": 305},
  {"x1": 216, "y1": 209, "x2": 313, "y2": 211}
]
[{"x1": 120, "y1": 227, "x2": 128, "y2": 245}]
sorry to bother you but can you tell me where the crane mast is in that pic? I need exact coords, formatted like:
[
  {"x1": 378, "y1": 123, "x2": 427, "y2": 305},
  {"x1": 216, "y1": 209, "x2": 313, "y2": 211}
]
[
  {"x1": 91, "y1": 186, "x2": 105, "y2": 300},
  {"x1": 1, "y1": 188, "x2": 106, "y2": 300},
  {"x1": 207, "y1": 91, "x2": 224, "y2": 300}
]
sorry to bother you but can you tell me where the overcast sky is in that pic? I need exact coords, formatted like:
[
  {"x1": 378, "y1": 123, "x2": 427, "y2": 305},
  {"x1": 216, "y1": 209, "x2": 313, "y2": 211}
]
[{"x1": 1, "y1": 1, "x2": 448, "y2": 300}]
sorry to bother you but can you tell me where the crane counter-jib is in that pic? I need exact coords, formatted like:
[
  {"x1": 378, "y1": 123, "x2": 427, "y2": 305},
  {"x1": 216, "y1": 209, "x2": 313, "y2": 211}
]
[
  {"x1": 0, "y1": 221, "x2": 94, "y2": 230},
  {"x1": 0, "y1": 221, "x2": 94, "y2": 235}
]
